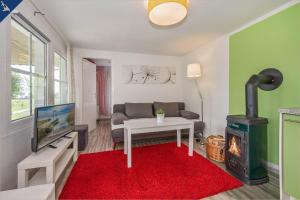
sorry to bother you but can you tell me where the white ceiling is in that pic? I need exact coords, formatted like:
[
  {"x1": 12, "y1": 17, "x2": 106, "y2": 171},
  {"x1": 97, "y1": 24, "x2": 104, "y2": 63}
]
[{"x1": 33, "y1": 0, "x2": 292, "y2": 56}]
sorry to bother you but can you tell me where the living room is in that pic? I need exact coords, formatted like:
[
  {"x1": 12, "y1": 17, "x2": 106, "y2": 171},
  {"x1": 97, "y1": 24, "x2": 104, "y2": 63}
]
[{"x1": 0, "y1": 0, "x2": 300, "y2": 199}]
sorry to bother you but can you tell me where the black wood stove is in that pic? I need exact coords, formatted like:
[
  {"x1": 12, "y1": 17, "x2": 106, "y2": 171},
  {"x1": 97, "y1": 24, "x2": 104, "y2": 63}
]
[
  {"x1": 225, "y1": 68, "x2": 283, "y2": 185},
  {"x1": 226, "y1": 116, "x2": 269, "y2": 185}
]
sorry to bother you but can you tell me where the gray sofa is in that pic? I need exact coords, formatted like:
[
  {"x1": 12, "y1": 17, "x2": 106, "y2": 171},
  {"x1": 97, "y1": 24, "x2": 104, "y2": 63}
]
[{"x1": 111, "y1": 102, "x2": 205, "y2": 149}]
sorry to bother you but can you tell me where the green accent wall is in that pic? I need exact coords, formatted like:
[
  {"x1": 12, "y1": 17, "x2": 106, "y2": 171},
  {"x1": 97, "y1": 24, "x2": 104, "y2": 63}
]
[{"x1": 229, "y1": 3, "x2": 300, "y2": 164}]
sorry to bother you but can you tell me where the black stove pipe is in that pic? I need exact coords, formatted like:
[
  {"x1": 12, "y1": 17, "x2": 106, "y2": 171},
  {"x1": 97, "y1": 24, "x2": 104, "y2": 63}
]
[
  {"x1": 246, "y1": 75, "x2": 273, "y2": 118},
  {"x1": 245, "y1": 68, "x2": 283, "y2": 118}
]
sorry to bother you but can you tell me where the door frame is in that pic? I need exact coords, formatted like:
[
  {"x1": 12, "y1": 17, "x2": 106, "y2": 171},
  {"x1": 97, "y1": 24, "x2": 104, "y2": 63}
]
[{"x1": 81, "y1": 58, "x2": 97, "y2": 131}]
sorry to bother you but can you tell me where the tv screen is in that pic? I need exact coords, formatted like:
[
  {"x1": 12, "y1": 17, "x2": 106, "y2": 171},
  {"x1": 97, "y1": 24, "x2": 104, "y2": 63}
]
[{"x1": 32, "y1": 103, "x2": 75, "y2": 152}]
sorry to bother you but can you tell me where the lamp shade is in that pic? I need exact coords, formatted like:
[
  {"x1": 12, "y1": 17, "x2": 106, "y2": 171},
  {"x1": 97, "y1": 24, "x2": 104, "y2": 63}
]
[
  {"x1": 187, "y1": 63, "x2": 201, "y2": 78},
  {"x1": 148, "y1": 0, "x2": 188, "y2": 26}
]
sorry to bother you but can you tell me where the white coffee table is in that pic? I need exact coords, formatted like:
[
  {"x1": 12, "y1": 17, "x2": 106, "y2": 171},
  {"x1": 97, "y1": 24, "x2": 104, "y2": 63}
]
[{"x1": 124, "y1": 117, "x2": 194, "y2": 168}]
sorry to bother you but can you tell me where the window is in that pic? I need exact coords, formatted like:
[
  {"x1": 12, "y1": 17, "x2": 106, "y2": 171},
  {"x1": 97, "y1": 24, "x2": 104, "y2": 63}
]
[
  {"x1": 54, "y1": 53, "x2": 68, "y2": 105},
  {"x1": 11, "y1": 18, "x2": 48, "y2": 121}
]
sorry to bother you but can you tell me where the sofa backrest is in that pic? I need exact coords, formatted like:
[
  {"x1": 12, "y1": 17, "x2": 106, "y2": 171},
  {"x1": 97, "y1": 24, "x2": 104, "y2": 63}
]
[
  {"x1": 113, "y1": 102, "x2": 185, "y2": 114},
  {"x1": 113, "y1": 104, "x2": 126, "y2": 114},
  {"x1": 125, "y1": 103, "x2": 154, "y2": 119},
  {"x1": 178, "y1": 102, "x2": 185, "y2": 111}
]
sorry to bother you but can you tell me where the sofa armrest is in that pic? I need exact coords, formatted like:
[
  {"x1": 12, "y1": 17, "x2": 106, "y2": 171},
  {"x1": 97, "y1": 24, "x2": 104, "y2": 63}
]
[
  {"x1": 112, "y1": 112, "x2": 128, "y2": 125},
  {"x1": 180, "y1": 110, "x2": 200, "y2": 119},
  {"x1": 195, "y1": 121, "x2": 205, "y2": 133}
]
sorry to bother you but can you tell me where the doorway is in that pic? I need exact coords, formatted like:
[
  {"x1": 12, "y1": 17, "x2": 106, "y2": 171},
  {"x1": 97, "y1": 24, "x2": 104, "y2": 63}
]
[{"x1": 94, "y1": 59, "x2": 112, "y2": 120}]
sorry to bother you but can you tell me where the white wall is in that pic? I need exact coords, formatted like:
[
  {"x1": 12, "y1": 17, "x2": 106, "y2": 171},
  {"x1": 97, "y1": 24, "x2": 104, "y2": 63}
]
[
  {"x1": 73, "y1": 48, "x2": 184, "y2": 124},
  {"x1": 0, "y1": 1, "x2": 68, "y2": 190},
  {"x1": 182, "y1": 36, "x2": 229, "y2": 137},
  {"x1": 73, "y1": 42, "x2": 229, "y2": 135}
]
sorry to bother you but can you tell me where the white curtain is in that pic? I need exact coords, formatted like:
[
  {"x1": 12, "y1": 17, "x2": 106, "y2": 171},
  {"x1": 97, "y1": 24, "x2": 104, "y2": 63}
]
[{"x1": 67, "y1": 45, "x2": 76, "y2": 103}]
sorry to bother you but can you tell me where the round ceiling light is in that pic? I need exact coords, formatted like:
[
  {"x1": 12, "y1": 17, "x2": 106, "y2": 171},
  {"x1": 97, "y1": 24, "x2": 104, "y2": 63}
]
[{"x1": 148, "y1": 0, "x2": 188, "y2": 26}]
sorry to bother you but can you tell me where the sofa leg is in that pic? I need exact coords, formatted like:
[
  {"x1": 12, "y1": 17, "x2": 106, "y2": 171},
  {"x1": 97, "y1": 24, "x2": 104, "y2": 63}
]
[
  {"x1": 113, "y1": 142, "x2": 117, "y2": 150},
  {"x1": 199, "y1": 132, "x2": 205, "y2": 145}
]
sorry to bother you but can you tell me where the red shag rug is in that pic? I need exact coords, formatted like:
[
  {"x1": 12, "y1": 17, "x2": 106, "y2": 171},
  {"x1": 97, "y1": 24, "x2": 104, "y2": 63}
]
[{"x1": 60, "y1": 143, "x2": 242, "y2": 199}]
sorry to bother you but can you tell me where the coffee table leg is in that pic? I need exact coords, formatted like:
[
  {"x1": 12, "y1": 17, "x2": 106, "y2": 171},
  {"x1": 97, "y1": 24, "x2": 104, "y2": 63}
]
[
  {"x1": 177, "y1": 129, "x2": 181, "y2": 147},
  {"x1": 127, "y1": 129, "x2": 132, "y2": 168},
  {"x1": 124, "y1": 128, "x2": 128, "y2": 155},
  {"x1": 189, "y1": 124, "x2": 194, "y2": 156}
]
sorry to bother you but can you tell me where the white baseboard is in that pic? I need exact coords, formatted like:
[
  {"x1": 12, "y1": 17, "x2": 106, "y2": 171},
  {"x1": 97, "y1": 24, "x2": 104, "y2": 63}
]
[{"x1": 263, "y1": 161, "x2": 279, "y2": 174}]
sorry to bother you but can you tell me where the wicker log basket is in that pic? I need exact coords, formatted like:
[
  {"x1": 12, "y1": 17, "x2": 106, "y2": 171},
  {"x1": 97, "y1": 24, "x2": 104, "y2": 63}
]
[{"x1": 206, "y1": 135, "x2": 225, "y2": 163}]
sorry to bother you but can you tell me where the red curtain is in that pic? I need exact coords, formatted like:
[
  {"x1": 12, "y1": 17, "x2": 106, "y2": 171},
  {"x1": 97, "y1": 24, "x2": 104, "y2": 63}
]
[{"x1": 96, "y1": 67, "x2": 107, "y2": 115}]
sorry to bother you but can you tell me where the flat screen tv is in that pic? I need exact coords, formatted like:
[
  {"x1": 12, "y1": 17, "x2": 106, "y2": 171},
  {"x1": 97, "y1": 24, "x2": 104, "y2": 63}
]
[{"x1": 31, "y1": 103, "x2": 75, "y2": 152}]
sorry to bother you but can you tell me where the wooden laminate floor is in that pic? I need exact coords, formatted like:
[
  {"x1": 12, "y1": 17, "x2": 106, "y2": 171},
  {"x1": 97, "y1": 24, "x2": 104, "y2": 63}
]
[{"x1": 58, "y1": 119, "x2": 279, "y2": 200}]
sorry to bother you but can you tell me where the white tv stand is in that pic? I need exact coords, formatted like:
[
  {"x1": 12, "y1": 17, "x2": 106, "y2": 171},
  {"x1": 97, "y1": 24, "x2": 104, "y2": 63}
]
[{"x1": 18, "y1": 132, "x2": 78, "y2": 188}]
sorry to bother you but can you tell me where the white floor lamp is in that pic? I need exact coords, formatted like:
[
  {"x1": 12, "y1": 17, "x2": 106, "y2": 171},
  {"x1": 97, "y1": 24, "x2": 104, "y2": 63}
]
[{"x1": 187, "y1": 63, "x2": 205, "y2": 143}]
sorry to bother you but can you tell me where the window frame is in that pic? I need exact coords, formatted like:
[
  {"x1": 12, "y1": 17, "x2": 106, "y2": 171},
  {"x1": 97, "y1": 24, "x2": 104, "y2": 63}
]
[
  {"x1": 54, "y1": 52, "x2": 68, "y2": 105},
  {"x1": 10, "y1": 15, "x2": 49, "y2": 122}
]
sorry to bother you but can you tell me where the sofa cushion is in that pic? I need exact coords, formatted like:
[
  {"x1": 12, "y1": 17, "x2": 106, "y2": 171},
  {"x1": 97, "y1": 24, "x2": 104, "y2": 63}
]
[
  {"x1": 113, "y1": 104, "x2": 125, "y2": 114},
  {"x1": 180, "y1": 110, "x2": 200, "y2": 119},
  {"x1": 153, "y1": 102, "x2": 180, "y2": 117},
  {"x1": 111, "y1": 112, "x2": 128, "y2": 125},
  {"x1": 125, "y1": 103, "x2": 154, "y2": 119}
]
